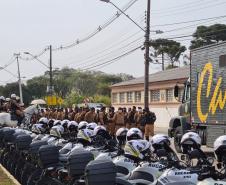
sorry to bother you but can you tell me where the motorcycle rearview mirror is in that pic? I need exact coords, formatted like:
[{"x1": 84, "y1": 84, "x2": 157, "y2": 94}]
[
  {"x1": 181, "y1": 155, "x2": 186, "y2": 161},
  {"x1": 207, "y1": 157, "x2": 214, "y2": 165},
  {"x1": 174, "y1": 84, "x2": 179, "y2": 98},
  {"x1": 217, "y1": 163, "x2": 222, "y2": 169}
]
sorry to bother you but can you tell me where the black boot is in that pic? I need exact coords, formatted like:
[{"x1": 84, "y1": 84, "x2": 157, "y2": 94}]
[{"x1": 145, "y1": 136, "x2": 149, "y2": 141}]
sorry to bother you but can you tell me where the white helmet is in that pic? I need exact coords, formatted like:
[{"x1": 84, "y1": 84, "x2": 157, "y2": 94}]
[
  {"x1": 53, "y1": 120, "x2": 61, "y2": 126},
  {"x1": 93, "y1": 125, "x2": 106, "y2": 136},
  {"x1": 77, "y1": 128, "x2": 93, "y2": 143},
  {"x1": 127, "y1": 128, "x2": 143, "y2": 141},
  {"x1": 50, "y1": 125, "x2": 64, "y2": 138},
  {"x1": 6, "y1": 98, "x2": 10, "y2": 102},
  {"x1": 87, "y1": 122, "x2": 97, "y2": 131},
  {"x1": 31, "y1": 124, "x2": 46, "y2": 134},
  {"x1": 39, "y1": 117, "x2": 48, "y2": 125},
  {"x1": 78, "y1": 121, "x2": 88, "y2": 130},
  {"x1": 150, "y1": 134, "x2": 171, "y2": 154},
  {"x1": 68, "y1": 121, "x2": 78, "y2": 132},
  {"x1": 214, "y1": 135, "x2": 226, "y2": 162},
  {"x1": 124, "y1": 140, "x2": 150, "y2": 161},
  {"x1": 0, "y1": 96, "x2": 5, "y2": 101},
  {"x1": 180, "y1": 132, "x2": 201, "y2": 153},
  {"x1": 116, "y1": 127, "x2": 128, "y2": 143},
  {"x1": 11, "y1": 94, "x2": 16, "y2": 99},
  {"x1": 61, "y1": 119, "x2": 69, "y2": 129},
  {"x1": 150, "y1": 134, "x2": 170, "y2": 146}
]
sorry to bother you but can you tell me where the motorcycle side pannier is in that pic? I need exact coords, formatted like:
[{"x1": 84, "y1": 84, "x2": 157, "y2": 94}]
[
  {"x1": 29, "y1": 140, "x2": 47, "y2": 155},
  {"x1": 67, "y1": 149, "x2": 93, "y2": 177},
  {"x1": 85, "y1": 159, "x2": 116, "y2": 185},
  {"x1": 12, "y1": 132, "x2": 26, "y2": 143},
  {"x1": 38, "y1": 145, "x2": 59, "y2": 168},
  {"x1": 3, "y1": 129, "x2": 15, "y2": 142},
  {"x1": 16, "y1": 134, "x2": 32, "y2": 150}
]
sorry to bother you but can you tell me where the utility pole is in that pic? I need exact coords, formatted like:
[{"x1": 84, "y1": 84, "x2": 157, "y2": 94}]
[
  {"x1": 14, "y1": 53, "x2": 23, "y2": 104},
  {"x1": 144, "y1": 0, "x2": 151, "y2": 109},
  {"x1": 162, "y1": 52, "x2": 164, "y2": 71},
  {"x1": 49, "y1": 45, "x2": 53, "y2": 95}
]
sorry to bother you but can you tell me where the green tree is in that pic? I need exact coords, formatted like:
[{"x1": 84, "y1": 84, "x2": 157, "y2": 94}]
[
  {"x1": 190, "y1": 24, "x2": 226, "y2": 49},
  {"x1": 0, "y1": 82, "x2": 32, "y2": 105},
  {"x1": 26, "y1": 76, "x2": 48, "y2": 99},
  {"x1": 63, "y1": 89, "x2": 84, "y2": 107},
  {"x1": 93, "y1": 95, "x2": 111, "y2": 106},
  {"x1": 150, "y1": 39, "x2": 186, "y2": 68},
  {"x1": 0, "y1": 66, "x2": 133, "y2": 106}
]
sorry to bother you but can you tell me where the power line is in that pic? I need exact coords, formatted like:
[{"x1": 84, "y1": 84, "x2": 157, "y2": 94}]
[
  {"x1": 151, "y1": 0, "x2": 223, "y2": 15},
  {"x1": 69, "y1": 35, "x2": 143, "y2": 68},
  {"x1": 152, "y1": 15, "x2": 226, "y2": 27},
  {"x1": 52, "y1": 0, "x2": 139, "y2": 51},
  {"x1": 163, "y1": 17, "x2": 226, "y2": 34},
  {"x1": 15, "y1": 1, "x2": 140, "y2": 63},
  {"x1": 153, "y1": 1, "x2": 226, "y2": 18},
  {"x1": 90, "y1": 27, "x2": 226, "y2": 71},
  {"x1": 60, "y1": 15, "x2": 226, "y2": 68},
  {"x1": 54, "y1": 11, "x2": 145, "y2": 65},
  {"x1": 62, "y1": 27, "x2": 226, "y2": 71},
  {"x1": 75, "y1": 37, "x2": 143, "y2": 69},
  {"x1": 0, "y1": 56, "x2": 16, "y2": 71},
  {"x1": 64, "y1": 30, "x2": 143, "y2": 66},
  {"x1": 151, "y1": 0, "x2": 207, "y2": 12},
  {"x1": 82, "y1": 46, "x2": 142, "y2": 71}
]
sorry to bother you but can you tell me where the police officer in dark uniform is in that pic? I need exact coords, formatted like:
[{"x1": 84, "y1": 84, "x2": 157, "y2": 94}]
[
  {"x1": 0, "y1": 96, "x2": 6, "y2": 112},
  {"x1": 10, "y1": 94, "x2": 24, "y2": 125}
]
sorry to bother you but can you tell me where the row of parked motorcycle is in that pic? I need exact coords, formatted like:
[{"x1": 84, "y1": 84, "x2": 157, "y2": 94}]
[{"x1": 0, "y1": 117, "x2": 226, "y2": 185}]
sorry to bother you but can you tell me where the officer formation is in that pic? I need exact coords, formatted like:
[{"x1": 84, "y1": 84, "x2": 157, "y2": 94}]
[{"x1": 9, "y1": 98, "x2": 156, "y2": 141}]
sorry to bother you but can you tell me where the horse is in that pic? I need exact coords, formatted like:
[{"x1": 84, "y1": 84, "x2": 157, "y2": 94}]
[{"x1": 0, "y1": 105, "x2": 39, "y2": 128}]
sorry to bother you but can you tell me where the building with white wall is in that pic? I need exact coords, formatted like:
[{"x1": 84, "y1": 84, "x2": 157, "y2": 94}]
[{"x1": 110, "y1": 66, "x2": 190, "y2": 128}]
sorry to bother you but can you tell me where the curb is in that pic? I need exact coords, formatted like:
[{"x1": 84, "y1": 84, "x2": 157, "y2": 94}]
[{"x1": 0, "y1": 164, "x2": 21, "y2": 185}]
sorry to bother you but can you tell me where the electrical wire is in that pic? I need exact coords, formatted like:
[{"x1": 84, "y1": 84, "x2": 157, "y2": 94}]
[
  {"x1": 69, "y1": 35, "x2": 144, "y2": 68},
  {"x1": 68, "y1": 25, "x2": 226, "y2": 70},
  {"x1": 87, "y1": 27, "x2": 226, "y2": 71},
  {"x1": 162, "y1": 17, "x2": 226, "y2": 34},
  {"x1": 59, "y1": 14, "x2": 226, "y2": 69},
  {"x1": 0, "y1": 56, "x2": 16, "y2": 71},
  {"x1": 151, "y1": 0, "x2": 223, "y2": 15},
  {"x1": 57, "y1": 11, "x2": 145, "y2": 66},
  {"x1": 81, "y1": 46, "x2": 142, "y2": 71},
  {"x1": 1, "y1": 67, "x2": 17, "y2": 78},
  {"x1": 75, "y1": 37, "x2": 144, "y2": 69},
  {"x1": 153, "y1": 1, "x2": 226, "y2": 18},
  {"x1": 151, "y1": 0, "x2": 207, "y2": 12},
  {"x1": 151, "y1": 15, "x2": 226, "y2": 28},
  {"x1": 63, "y1": 29, "x2": 143, "y2": 66},
  {"x1": 52, "y1": 0, "x2": 139, "y2": 51}
]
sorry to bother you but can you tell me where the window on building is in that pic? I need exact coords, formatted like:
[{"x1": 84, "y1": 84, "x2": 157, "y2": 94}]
[
  {"x1": 127, "y1": 92, "x2": 133, "y2": 103},
  {"x1": 178, "y1": 88, "x2": 184, "y2": 102},
  {"x1": 160, "y1": 91, "x2": 165, "y2": 101},
  {"x1": 166, "y1": 89, "x2": 173, "y2": 102},
  {"x1": 119, "y1": 92, "x2": 125, "y2": 103},
  {"x1": 112, "y1": 93, "x2": 117, "y2": 103},
  {"x1": 151, "y1": 90, "x2": 160, "y2": 102},
  {"x1": 135, "y1": 91, "x2": 141, "y2": 102}
]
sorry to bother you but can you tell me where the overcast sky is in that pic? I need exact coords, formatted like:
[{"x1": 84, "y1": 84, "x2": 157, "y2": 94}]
[{"x1": 0, "y1": 0, "x2": 226, "y2": 85}]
